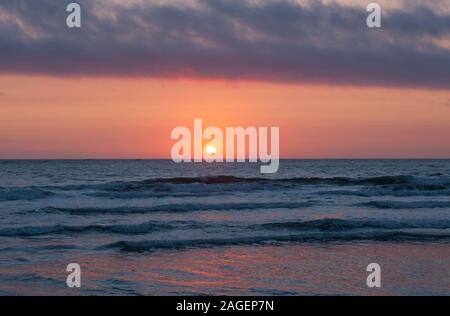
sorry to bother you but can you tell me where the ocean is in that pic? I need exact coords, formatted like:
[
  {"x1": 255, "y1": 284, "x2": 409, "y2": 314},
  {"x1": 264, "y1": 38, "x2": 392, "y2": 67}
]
[{"x1": 0, "y1": 159, "x2": 449, "y2": 295}]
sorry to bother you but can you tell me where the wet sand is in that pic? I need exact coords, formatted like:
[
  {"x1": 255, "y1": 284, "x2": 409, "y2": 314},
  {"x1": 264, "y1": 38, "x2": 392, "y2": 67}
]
[{"x1": 1, "y1": 242, "x2": 449, "y2": 296}]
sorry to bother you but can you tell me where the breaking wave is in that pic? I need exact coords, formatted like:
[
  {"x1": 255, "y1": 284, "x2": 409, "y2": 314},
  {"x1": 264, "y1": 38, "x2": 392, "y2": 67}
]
[
  {"x1": 77, "y1": 175, "x2": 450, "y2": 189},
  {"x1": 3, "y1": 175, "x2": 449, "y2": 201},
  {"x1": 43, "y1": 174, "x2": 449, "y2": 190}
]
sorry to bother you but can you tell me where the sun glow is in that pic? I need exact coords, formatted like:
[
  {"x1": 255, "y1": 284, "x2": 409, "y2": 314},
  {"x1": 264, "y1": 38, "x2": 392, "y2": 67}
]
[{"x1": 206, "y1": 145, "x2": 217, "y2": 155}]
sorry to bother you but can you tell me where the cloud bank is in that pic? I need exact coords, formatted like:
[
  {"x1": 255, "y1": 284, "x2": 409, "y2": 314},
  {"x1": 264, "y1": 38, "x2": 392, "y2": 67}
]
[{"x1": 0, "y1": 0, "x2": 449, "y2": 88}]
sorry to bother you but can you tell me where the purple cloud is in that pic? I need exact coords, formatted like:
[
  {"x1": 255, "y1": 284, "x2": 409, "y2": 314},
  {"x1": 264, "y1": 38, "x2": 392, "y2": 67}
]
[{"x1": 0, "y1": 0, "x2": 449, "y2": 88}]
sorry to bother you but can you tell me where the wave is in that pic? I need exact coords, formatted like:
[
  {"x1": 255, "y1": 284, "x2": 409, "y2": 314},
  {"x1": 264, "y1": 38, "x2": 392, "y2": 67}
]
[
  {"x1": 360, "y1": 200, "x2": 450, "y2": 209},
  {"x1": 317, "y1": 187, "x2": 450, "y2": 197},
  {"x1": 256, "y1": 218, "x2": 450, "y2": 230},
  {"x1": 103, "y1": 231, "x2": 450, "y2": 252},
  {"x1": 0, "y1": 221, "x2": 175, "y2": 237},
  {"x1": 85, "y1": 187, "x2": 242, "y2": 199},
  {"x1": 43, "y1": 201, "x2": 311, "y2": 215},
  {"x1": 45, "y1": 176, "x2": 264, "y2": 192},
  {"x1": 0, "y1": 187, "x2": 54, "y2": 202},
  {"x1": 80, "y1": 175, "x2": 450, "y2": 201},
  {"x1": 3, "y1": 218, "x2": 449, "y2": 238},
  {"x1": 139, "y1": 175, "x2": 449, "y2": 186},
  {"x1": 47, "y1": 174, "x2": 450, "y2": 190},
  {"x1": 2, "y1": 175, "x2": 449, "y2": 201}
]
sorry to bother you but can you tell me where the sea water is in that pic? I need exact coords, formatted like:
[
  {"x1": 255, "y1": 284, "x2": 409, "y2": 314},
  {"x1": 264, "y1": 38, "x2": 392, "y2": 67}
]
[{"x1": 0, "y1": 160, "x2": 449, "y2": 295}]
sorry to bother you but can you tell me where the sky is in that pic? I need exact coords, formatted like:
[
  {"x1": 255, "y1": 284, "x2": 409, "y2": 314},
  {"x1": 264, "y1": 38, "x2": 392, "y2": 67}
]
[{"x1": 0, "y1": 0, "x2": 449, "y2": 159}]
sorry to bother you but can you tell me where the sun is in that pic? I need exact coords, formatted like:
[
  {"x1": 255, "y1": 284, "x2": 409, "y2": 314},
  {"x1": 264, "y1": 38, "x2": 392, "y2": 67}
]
[{"x1": 206, "y1": 145, "x2": 217, "y2": 155}]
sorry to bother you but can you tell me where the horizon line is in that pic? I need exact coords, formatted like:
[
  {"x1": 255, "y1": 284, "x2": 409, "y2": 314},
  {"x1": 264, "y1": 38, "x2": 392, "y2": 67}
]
[{"x1": 1, "y1": 158, "x2": 449, "y2": 161}]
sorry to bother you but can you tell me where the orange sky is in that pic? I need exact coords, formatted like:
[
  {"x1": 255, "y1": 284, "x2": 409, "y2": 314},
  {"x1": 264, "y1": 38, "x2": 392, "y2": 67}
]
[{"x1": 0, "y1": 75, "x2": 449, "y2": 159}]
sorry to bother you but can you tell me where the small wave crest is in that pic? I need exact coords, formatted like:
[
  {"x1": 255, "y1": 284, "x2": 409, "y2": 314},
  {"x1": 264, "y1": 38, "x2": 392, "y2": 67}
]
[
  {"x1": 360, "y1": 200, "x2": 450, "y2": 209},
  {"x1": 103, "y1": 231, "x2": 450, "y2": 253},
  {"x1": 43, "y1": 201, "x2": 311, "y2": 215},
  {"x1": 0, "y1": 187, "x2": 54, "y2": 202},
  {"x1": 45, "y1": 174, "x2": 450, "y2": 191},
  {"x1": 0, "y1": 221, "x2": 175, "y2": 237},
  {"x1": 256, "y1": 218, "x2": 450, "y2": 230}
]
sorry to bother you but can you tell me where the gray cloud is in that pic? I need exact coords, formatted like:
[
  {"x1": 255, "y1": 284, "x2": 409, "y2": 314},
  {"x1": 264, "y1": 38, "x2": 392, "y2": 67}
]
[{"x1": 0, "y1": 0, "x2": 449, "y2": 88}]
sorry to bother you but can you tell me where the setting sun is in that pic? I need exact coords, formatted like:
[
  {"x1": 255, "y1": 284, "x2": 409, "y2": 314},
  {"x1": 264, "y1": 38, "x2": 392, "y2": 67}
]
[{"x1": 206, "y1": 145, "x2": 217, "y2": 155}]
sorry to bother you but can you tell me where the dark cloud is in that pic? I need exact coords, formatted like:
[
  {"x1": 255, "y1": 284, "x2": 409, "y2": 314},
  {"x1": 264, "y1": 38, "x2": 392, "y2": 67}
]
[{"x1": 0, "y1": 0, "x2": 449, "y2": 88}]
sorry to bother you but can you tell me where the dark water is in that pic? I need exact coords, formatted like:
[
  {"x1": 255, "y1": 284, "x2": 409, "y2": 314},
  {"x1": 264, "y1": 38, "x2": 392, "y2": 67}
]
[{"x1": 0, "y1": 160, "x2": 449, "y2": 295}]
